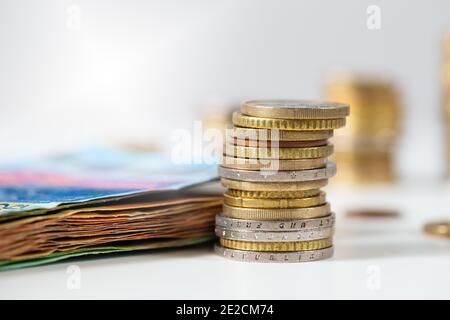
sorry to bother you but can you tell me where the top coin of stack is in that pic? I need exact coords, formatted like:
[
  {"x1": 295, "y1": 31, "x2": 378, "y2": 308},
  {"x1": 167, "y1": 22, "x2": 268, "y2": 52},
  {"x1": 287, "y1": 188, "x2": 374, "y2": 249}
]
[{"x1": 216, "y1": 100, "x2": 349, "y2": 263}]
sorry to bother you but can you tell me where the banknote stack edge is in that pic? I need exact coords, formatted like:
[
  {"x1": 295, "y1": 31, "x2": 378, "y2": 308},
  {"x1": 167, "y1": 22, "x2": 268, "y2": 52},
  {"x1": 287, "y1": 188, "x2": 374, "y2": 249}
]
[{"x1": 0, "y1": 147, "x2": 221, "y2": 270}]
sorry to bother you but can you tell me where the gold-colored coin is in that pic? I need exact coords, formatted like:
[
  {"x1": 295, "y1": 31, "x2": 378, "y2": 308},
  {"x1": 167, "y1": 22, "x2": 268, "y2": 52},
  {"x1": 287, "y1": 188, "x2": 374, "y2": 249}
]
[
  {"x1": 233, "y1": 112, "x2": 346, "y2": 131},
  {"x1": 224, "y1": 191, "x2": 326, "y2": 208},
  {"x1": 423, "y1": 221, "x2": 450, "y2": 238},
  {"x1": 221, "y1": 156, "x2": 327, "y2": 171},
  {"x1": 232, "y1": 138, "x2": 328, "y2": 148},
  {"x1": 222, "y1": 203, "x2": 331, "y2": 220},
  {"x1": 221, "y1": 178, "x2": 328, "y2": 191},
  {"x1": 345, "y1": 209, "x2": 399, "y2": 219},
  {"x1": 227, "y1": 188, "x2": 321, "y2": 199},
  {"x1": 224, "y1": 144, "x2": 333, "y2": 159},
  {"x1": 241, "y1": 99, "x2": 350, "y2": 119},
  {"x1": 219, "y1": 238, "x2": 333, "y2": 252},
  {"x1": 325, "y1": 74, "x2": 401, "y2": 136},
  {"x1": 231, "y1": 127, "x2": 333, "y2": 141}
]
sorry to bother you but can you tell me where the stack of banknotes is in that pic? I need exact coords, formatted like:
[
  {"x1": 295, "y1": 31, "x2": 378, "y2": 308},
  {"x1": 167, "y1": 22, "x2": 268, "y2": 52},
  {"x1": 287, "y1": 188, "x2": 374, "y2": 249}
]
[{"x1": 0, "y1": 147, "x2": 221, "y2": 270}]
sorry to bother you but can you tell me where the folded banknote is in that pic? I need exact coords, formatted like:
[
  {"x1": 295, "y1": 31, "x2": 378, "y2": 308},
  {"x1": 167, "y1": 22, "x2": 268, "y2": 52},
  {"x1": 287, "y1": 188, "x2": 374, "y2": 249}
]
[
  {"x1": 0, "y1": 146, "x2": 218, "y2": 217},
  {"x1": 0, "y1": 146, "x2": 221, "y2": 270}
]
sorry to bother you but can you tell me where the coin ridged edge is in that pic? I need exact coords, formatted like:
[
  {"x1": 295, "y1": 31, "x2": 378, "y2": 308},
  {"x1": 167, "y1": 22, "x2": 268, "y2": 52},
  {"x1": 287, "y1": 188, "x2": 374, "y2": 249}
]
[
  {"x1": 226, "y1": 188, "x2": 321, "y2": 199},
  {"x1": 222, "y1": 203, "x2": 331, "y2": 220},
  {"x1": 215, "y1": 213, "x2": 336, "y2": 231},
  {"x1": 241, "y1": 100, "x2": 350, "y2": 119},
  {"x1": 231, "y1": 127, "x2": 334, "y2": 141},
  {"x1": 218, "y1": 163, "x2": 336, "y2": 182},
  {"x1": 224, "y1": 144, "x2": 334, "y2": 159},
  {"x1": 214, "y1": 244, "x2": 334, "y2": 263},
  {"x1": 220, "y1": 178, "x2": 328, "y2": 191},
  {"x1": 223, "y1": 191, "x2": 326, "y2": 209},
  {"x1": 219, "y1": 238, "x2": 333, "y2": 251},
  {"x1": 221, "y1": 157, "x2": 327, "y2": 171},
  {"x1": 233, "y1": 112, "x2": 346, "y2": 131},
  {"x1": 216, "y1": 226, "x2": 334, "y2": 242}
]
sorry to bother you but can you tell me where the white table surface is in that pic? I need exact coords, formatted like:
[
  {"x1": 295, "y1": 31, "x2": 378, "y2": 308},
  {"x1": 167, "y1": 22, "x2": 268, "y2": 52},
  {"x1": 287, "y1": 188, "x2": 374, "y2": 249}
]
[{"x1": 1, "y1": 181, "x2": 450, "y2": 299}]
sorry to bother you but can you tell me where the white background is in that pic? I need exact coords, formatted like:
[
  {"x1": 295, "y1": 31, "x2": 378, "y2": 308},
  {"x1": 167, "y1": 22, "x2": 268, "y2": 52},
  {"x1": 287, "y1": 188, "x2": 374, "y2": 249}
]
[
  {"x1": 1, "y1": 1, "x2": 450, "y2": 299},
  {"x1": 1, "y1": 0, "x2": 450, "y2": 179}
]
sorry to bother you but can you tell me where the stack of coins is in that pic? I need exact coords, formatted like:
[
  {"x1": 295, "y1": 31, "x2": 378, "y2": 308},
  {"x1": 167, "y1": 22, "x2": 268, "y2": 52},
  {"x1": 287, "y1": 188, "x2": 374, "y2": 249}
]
[
  {"x1": 215, "y1": 100, "x2": 349, "y2": 262},
  {"x1": 325, "y1": 74, "x2": 401, "y2": 184}
]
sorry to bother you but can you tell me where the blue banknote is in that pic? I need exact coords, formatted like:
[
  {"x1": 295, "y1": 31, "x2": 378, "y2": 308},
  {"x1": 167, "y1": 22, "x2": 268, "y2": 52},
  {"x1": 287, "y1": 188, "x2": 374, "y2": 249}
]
[{"x1": 0, "y1": 146, "x2": 218, "y2": 215}]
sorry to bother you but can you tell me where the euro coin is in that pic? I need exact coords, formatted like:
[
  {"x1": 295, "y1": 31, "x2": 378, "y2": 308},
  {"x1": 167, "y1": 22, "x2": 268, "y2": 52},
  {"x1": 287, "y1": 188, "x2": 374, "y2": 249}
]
[
  {"x1": 214, "y1": 244, "x2": 334, "y2": 263},
  {"x1": 219, "y1": 237, "x2": 333, "y2": 251},
  {"x1": 231, "y1": 127, "x2": 333, "y2": 141},
  {"x1": 224, "y1": 144, "x2": 333, "y2": 159},
  {"x1": 215, "y1": 213, "x2": 336, "y2": 231},
  {"x1": 241, "y1": 99, "x2": 350, "y2": 119},
  {"x1": 423, "y1": 221, "x2": 450, "y2": 238},
  {"x1": 218, "y1": 163, "x2": 336, "y2": 182},
  {"x1": 220, "y1": 178, "x2": 328, "y2": 191},
  {"x1": 223, "y1": 191, "x2": 326, "y2": 208},
  {"x1": 231, "y1": 138, "x2": 328, "y2": 148},
  {"x1": 226, "y1": 188, "x2": 321, "y2": 199},
  {"x1": 215, "y1": 226, "x2": 334, "y2": 242},
  {"x1": 222, "y1": 203, "x2": 331, "y2": 220},
  {"x1": 233, "y1": 112, "x2": 346, "y2": 131},
  {"x1": 221, "y1": 156, "x2": 327, "y2": 171}
]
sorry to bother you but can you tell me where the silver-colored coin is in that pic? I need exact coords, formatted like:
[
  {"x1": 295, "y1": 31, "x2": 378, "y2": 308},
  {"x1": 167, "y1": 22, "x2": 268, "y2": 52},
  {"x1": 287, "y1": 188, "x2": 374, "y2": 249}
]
[
  {"x1": 218, "y1": 163, "x2": 336, "y2": 182},
  {"x1": 214, "y1": 244, "x2": 334, "y2": 263},
  {"x1": 216, "y1": 226, "x2": 334, "y2": 242},
  {"x1": 215, "y1": 213, "x2": 335, "y2": 232}
]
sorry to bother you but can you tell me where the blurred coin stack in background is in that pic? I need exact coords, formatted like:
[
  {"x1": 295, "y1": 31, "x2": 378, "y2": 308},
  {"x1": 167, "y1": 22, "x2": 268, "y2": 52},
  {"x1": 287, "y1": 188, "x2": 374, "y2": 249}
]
[
  {"x1": 215, "y1": 100, "x2": 349, "y2": 262},
  {"x1": 325, "y1": 74, "x2": 401, "y2": 184},
  {"x1": 444, "y1": 34, "x2": 450, "y2": 172}
]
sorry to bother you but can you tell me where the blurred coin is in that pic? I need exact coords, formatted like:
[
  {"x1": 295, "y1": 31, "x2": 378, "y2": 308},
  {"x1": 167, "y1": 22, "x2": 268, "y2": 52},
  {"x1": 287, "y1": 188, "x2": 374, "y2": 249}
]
[
  {"x1": 423, "y1": 221, "x2": 450, "y2": 238},
  {"x1": 345, "y1": 208, "x2": 399, "y2": 218},
  {"x1": 241, "y1": 99, "x2": 350, "y2": 119}
]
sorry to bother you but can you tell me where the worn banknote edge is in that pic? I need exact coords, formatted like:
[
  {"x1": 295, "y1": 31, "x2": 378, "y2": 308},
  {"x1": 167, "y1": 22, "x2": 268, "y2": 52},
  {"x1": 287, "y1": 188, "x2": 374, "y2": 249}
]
[
  {"x1": 0, "y1": 179, "x2": 220, "y2": 222},
  {"x1": 0, "y1": 235, "x2": 215, "y2": 271}
]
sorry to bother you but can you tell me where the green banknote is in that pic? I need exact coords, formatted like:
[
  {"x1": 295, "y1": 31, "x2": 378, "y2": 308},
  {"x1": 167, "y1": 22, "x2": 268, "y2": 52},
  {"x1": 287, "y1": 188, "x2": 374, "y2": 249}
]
[{"x1": 0, "y1": 236, "x2": 214, "y2": 271}]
